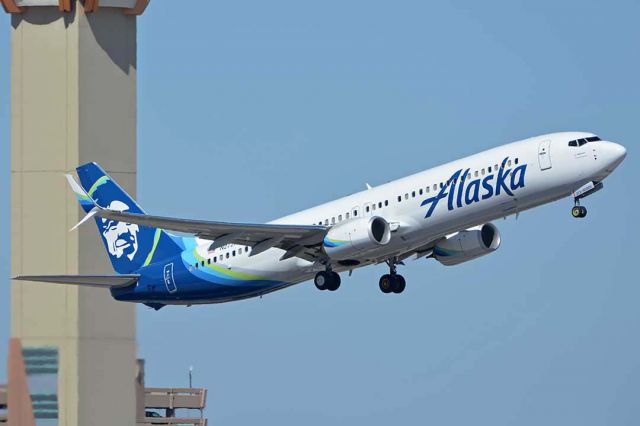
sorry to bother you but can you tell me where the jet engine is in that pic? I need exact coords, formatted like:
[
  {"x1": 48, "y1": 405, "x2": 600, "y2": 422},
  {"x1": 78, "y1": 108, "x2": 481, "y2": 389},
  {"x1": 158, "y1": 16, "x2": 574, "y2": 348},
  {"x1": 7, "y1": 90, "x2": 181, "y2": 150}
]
[
  {"x1": 323, "y1": 216, "x2": 391, "y2": 261},
  {"x1": 434, "y1": 223, "x2": 501, "y2": 266}
]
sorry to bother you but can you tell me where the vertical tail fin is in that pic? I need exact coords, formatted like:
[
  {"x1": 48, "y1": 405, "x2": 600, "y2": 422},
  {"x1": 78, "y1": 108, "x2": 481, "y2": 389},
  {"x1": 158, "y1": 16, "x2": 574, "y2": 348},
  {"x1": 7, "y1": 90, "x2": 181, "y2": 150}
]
[{"x1": 71, "y1": 162, "x2": 183, "y2": 274}]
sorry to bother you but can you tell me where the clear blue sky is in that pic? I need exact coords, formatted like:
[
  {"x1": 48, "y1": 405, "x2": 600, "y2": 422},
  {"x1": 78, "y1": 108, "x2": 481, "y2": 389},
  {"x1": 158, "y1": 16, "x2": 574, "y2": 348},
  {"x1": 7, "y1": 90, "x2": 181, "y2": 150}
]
[{"x1": 1, "y1": 1, "x2": 639, "y2": 424}]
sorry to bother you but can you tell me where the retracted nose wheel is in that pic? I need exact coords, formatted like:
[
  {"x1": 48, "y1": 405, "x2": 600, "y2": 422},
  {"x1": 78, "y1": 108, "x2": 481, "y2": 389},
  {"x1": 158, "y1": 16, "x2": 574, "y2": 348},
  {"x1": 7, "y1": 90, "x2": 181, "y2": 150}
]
[{"x1": 571, "y1": 206, "x2": 587, "y2": 218}]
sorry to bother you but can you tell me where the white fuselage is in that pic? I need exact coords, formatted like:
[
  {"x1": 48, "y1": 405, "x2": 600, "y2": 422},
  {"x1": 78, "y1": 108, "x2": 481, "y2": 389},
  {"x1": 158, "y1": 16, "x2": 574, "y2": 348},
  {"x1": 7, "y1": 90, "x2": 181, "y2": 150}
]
[{"x1": 192, "y1": 132, "x2": 626, "y2": 291}]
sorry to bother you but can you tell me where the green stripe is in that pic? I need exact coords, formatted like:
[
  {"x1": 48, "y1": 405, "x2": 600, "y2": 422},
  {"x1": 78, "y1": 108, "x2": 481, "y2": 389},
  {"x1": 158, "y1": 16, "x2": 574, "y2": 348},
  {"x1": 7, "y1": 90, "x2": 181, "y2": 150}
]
[
  {"x1": 142, "y1": 229, "x2": 162, "y2": 267},
  {"x1": 193, "y1": 250, "x2": 267, "y2": 281},
  {"x1": 87, "y1": 175, "x2": 109, "y2": 197}
]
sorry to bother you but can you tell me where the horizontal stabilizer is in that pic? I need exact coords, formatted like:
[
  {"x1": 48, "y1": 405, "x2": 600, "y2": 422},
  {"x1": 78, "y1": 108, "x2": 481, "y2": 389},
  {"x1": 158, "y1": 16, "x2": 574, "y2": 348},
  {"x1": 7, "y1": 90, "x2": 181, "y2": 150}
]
[{"x1": 13, "y1": 275, "x2": 140, "y2": 288}]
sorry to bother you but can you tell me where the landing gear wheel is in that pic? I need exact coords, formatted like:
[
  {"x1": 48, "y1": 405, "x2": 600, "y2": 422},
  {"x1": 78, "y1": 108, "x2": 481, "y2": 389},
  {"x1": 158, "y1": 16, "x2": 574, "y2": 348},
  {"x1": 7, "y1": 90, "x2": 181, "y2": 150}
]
[
  {"x1": 579, "y1": 206, "x2": 587, "y2": 218},
  {"x1": 327, "y1": 272, "x2": 341, "y2": 291},
  {"x1": 392, "y1": 275, "x2": 406, "y2": 294},
  {"x1": 571, "y1": 206, "x2": 581, "y2": 218},
  {"x1": 379, "y1": 274, "x2": 394, "y2": 294},
  {"x1": 314, "y1": 271, "x2": 330, "y2": 291},
  {"x1": 572, "y1": 206, "x2": 587, "y2": 218},
  {"x1": 315, "y1": 271, "x2": 341, "y2": 291}
]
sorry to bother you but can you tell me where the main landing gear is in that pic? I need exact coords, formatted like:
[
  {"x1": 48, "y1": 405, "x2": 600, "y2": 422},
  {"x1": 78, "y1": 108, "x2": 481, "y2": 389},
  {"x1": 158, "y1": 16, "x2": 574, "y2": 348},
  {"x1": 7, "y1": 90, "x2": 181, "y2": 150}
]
[
  {"x1": 379, "y1": 259, "x2": 406, "y2": 294},
  {"x1": 314, "y1": 270, "x2": 341, "y2": 291},
  {"x1": 571, "y1": 200, "x2": 588, "y2": 219}
]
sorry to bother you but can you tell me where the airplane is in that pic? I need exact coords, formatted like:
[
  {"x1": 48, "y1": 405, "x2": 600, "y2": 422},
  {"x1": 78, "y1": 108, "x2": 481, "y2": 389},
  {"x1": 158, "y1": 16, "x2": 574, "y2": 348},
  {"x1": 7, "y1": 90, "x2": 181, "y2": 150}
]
[{"x1": 16, "y1": 132, "x2": 626, "y2": 309}]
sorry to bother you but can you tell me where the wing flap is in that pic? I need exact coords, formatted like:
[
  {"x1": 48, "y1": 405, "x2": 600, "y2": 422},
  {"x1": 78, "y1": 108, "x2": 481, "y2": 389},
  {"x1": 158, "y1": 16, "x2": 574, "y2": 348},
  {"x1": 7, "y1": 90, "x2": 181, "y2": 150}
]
[
  {"x1": 94, "y1": 209, "x2": 328, "y2": 259},
  {"x1": 14, "y1": 275, "x2": 140, "y2": 288}
]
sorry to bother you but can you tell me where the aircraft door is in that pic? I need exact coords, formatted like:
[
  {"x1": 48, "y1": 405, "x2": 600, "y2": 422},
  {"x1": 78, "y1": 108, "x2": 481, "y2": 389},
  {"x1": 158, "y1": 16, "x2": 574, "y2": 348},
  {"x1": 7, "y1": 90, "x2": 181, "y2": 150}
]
[
  {"x1": 163, "y1": 263, "x2": 177, "y2": 293},
  {"x1": 538, "y1": 140, "x2": 552, "y2": 170}
]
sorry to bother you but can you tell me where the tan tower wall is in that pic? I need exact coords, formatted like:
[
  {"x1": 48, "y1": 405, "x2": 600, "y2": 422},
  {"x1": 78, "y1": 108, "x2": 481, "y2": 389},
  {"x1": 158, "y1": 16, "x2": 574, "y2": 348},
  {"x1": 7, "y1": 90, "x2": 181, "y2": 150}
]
[{"x1": 10, "y1": 4, "x2": 139, "y2": 425}]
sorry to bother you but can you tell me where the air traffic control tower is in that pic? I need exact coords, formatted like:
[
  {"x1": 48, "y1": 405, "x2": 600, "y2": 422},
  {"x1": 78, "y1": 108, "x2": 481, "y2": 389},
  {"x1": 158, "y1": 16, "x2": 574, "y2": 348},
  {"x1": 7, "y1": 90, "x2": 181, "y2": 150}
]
[{"x1": 4, "y1": 1, "x2": 148, "y2": 425}]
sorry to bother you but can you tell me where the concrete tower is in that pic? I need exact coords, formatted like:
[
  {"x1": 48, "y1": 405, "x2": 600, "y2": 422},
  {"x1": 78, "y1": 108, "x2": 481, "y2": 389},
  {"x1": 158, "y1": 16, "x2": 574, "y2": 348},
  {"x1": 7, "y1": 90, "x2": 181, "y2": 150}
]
[{"x1": 4, "y1": 1, "x2": 149, "y2": 424}]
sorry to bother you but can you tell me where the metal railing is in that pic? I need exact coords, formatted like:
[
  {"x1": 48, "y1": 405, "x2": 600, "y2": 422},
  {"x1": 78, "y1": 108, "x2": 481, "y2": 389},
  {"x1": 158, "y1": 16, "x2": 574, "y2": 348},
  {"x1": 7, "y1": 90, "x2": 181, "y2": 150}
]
[
  {"x1": 0, "y1": 384, "x2": 7, "y2": 424},
  {"x1": 137, "y1": 418, "x2": 207, "y2": 426},
  {"x1": 145, "y1": 388, "x2": 207, "y2": 410}
]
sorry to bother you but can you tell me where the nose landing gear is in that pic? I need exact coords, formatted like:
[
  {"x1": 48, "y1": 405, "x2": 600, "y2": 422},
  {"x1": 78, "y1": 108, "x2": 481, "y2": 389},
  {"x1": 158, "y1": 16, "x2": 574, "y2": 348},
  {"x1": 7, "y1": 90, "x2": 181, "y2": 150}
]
[
  {"x1": 571, "y1": 205, "x2": 587, "y2": 218},
  {"x1": 572, "y1": 197, "x2": 588, "y2": 218}
]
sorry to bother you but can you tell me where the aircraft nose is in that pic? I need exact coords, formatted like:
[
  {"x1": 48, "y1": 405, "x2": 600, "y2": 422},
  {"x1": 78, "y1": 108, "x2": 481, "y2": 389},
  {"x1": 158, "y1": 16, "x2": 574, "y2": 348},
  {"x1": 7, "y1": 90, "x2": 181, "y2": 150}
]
[
  {"x1": 611, "y1": 142, "x2": 627, "y2": 162},
  {"x1": 600, "y1": 141, "x2": 627, "y2": 172}
]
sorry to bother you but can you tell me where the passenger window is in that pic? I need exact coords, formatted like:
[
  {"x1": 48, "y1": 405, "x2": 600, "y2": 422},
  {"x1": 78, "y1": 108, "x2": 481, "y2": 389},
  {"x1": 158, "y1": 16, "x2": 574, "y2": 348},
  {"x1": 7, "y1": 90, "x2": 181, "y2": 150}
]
[
  {"x1": 494, "y1": 164, "x2": 499, "y2": 170},
  {"x1": 372, "y1": 204, "x2": 376, "y2": 211},
  {"x1": 475, "y1": 171, "x2": 479, "y2": 177},
  {"x1": 426, "y1": 186, "x2": 430, "y2": 193},
  {"x1": 397, "y1": 195, "x2": 402, "y2": 202},
  {"x1": 195, "y1": 263, "x2": 198, "y2": 269},
  {"x1": 384, "y1": 200, "x2": 388, "y2": 206},
  {"x1": 481, "y1": 168, "x2": 485, "y2": 175},
  {"x1": 214, "y1": 256, "x2": 217, "y2": 262},
  {"x1": 508, "y1": 160, "x2": 512, "y2": 167},
  {"x1": 366, "y1": 206, "x2": 370, "y2": 212},
  {"x1": 405, "y1": 193, "x2": 409, "y2": 200},
  {"x1": 378, "y1": 202, "x2": 382, "y2": 208},
  {"x1": 201, "y1": 261, "x2": 205, "y2": 267},
  {"x1": 324, "y1": 219, "x2": 329, "y2": 225},
  {"x1": 331, "y1": 217, "x2": 336, "y2": 224},
  {"x1": 433, "y1": 184, "x2": 438, "y2": 191},
  {"x1": 226, "y1": 252, "x2": 230, "y2": 259},
  {"x1": 246, "y1": 247, "x2": 249, "y2": 253},
  {"x1": 354, "y1": 210, "x2": 358, "y2": 217},
  {"x1": 488, "y1": 166, "x2": 492, "y2": 173},
  {"x1": 232, "y1": 250, "x2": 236, "y2": 257},
  {"x1": 412, "y1": 191, "x2": 416, "y2": 198},
  {"x1": 338, "y1": 214, "x2": 342, "y2": 221},
  {"x1": 515, "y1": 158, "x2": 519, "y2": 165},
  {"x1": 207, "y1": 258, "x2": 211, "y2": 265},
  {"x1": 346, "y1": 212, "x2": 350, "y2": 219},
  {"x1": 419, "y1": 189, "x2": 423, "y2": 195},
  {"x1": 439, "y1": 182, "x2": 443, "y2": 189}
]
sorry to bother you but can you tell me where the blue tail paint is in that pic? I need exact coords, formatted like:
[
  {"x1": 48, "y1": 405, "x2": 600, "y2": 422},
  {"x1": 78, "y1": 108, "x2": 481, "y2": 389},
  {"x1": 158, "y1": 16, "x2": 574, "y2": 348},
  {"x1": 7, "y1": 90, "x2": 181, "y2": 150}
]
[{"x1": 75, "y1": 162, "x2": 184, "y2": 274}]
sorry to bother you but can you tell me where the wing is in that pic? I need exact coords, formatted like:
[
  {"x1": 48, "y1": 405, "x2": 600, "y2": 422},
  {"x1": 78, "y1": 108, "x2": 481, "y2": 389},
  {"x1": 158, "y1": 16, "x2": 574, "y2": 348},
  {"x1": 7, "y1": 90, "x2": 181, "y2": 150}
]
[
  {"x1": 100, "y1": 209, "x2": 327, "y2": 260},
  {"x1": 67, "y1": 175, "x2": 328, "y2": 261}
]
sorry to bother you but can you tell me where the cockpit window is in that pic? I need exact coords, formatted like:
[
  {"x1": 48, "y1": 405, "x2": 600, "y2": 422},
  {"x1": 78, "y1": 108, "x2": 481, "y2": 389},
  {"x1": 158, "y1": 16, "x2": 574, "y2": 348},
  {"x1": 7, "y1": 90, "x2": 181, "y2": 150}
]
[{"x1": 568, "y1": 136, "x2": 600, "y2": 147}]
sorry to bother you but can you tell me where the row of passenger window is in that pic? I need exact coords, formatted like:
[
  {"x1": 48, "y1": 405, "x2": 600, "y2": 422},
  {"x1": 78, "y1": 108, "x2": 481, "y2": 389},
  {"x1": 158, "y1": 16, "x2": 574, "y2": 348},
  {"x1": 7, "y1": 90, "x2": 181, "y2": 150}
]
[
  {"x1": 397, "y1": 157, "x2": 521, "y2": 203},
  {"x1": 315, "y1": 157, "x2": 521, "y2": 227},
  {"x1": 194, "y1": 246, "x2": 251, "y2": 269},
  {"x1": 568, "y1": 136, "x2": 600, "y2": 147}
]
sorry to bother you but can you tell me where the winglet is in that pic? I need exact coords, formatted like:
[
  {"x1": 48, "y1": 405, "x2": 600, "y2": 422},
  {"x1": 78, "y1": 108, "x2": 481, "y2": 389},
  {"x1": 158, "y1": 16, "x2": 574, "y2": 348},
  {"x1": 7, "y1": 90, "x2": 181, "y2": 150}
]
[
  {"x1": 65, "y1": 174, "x2": 98, "y2": 208},
  {"x1": 65, "y1": 173, "x2": 102, "y2": 231},
  {"x1": 70, "y1": 207, "x2": 101, "y2": 231}
]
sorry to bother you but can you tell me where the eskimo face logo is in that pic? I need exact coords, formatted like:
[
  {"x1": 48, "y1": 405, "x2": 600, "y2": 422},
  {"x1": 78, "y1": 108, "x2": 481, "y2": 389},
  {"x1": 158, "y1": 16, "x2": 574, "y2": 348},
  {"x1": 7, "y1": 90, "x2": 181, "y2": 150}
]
[
  {"x1": 101, "y1": 200, "x2": 140, "y2": 260},
  {"x1": 421, "y1": 157, "x2": 527, "y2": 218}
]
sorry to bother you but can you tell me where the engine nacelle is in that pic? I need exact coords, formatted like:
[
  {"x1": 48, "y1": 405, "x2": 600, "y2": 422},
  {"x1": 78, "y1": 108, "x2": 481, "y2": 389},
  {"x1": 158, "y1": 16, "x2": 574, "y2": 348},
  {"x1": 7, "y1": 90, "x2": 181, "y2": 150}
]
[
  {"x1": 323, "y1": 216, "x2": 391, "y2": 261},
  {"x1": 434, "y1": 223, "x2": 501, "y2": 266}
]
